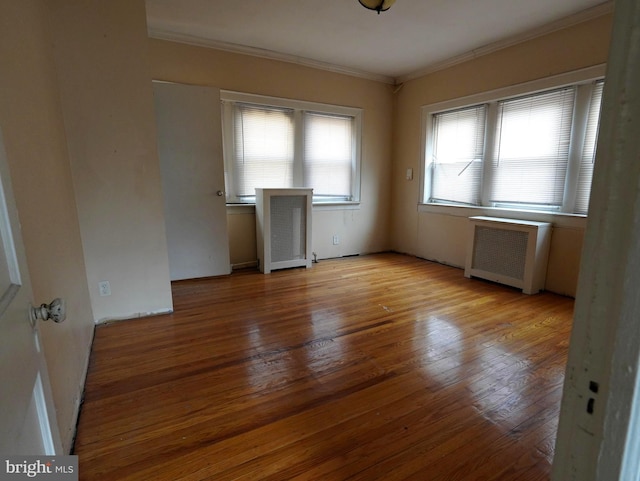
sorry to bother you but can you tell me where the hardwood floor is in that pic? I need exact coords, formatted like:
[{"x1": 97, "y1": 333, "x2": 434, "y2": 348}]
[{"x1": 73, "y1": 253, "x2": 574, "y2": 480}]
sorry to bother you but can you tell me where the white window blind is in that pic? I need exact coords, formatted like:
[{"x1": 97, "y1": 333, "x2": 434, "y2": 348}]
[
  {"x1": 490, "y1": 87, "x2": 576, "y2": 207},
  {"x1": 233, "y1": 103, "x2": 294, "y2": 199},
  {"x1": 430, "y1": 105, "x2": 486, "y2": 205},
  {"x1": 303, "y1": 112, "x2": 353, "y2": 201},
  {"x1": 575, "y1": 81, "x2": 605, "y2": 214}
]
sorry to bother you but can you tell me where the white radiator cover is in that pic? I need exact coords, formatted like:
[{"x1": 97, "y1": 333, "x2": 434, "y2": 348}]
[
  {"x1": 255, "y1": 188, "x2": 313, "y2": 274},
  {"x1": 464, "y1": 216, "x2": 552, "y2": 294}
]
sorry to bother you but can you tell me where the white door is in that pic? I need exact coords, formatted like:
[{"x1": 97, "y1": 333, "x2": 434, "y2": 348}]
[
  {"x1": 153, "y1": 82, "x2": 231, "y2": 281},
  {"x1": 0, "y1": 129, "x2": 61, "y2": 454}
]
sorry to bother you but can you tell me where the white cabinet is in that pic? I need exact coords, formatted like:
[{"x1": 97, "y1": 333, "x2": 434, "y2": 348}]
[{"x1": 255, "y1": 188, "x2": 313, "y2": 274}]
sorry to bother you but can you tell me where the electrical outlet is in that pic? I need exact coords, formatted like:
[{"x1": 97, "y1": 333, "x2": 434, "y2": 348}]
[
  {"x1": 98, "y1": 281, "x2": 111, "y2": 296},
  {"x1": 333, "y1": 235, "x2": 339, "y2": 245}
]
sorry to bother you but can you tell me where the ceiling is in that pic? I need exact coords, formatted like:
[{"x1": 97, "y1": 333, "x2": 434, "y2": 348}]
[{"x1": 145, "y1": 0, "x2": 612, "y2": 84}]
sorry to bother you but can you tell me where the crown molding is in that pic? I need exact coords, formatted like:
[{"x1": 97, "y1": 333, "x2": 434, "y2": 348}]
[
  {"x1": 396, "y1": 0, "x2": 614, "y2": 84},
  {"x1": 148, "y1": 28, "x2": 396, "y2": 85}
]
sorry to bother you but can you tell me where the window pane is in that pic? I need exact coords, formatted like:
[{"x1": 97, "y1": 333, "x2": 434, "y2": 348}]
[
  {"x1": 490, "y1": 87, "x2": 575, "y2": 206},
  {"x1": 233, "y1": 103, "x2": 294, "y2": 197},
  {"x1": 574, "y1": 81, "x2": 604, "y2": 214},
  {"x1": 431, "y1": 105, "x2": 486, "y2": 205},
  {"x1": 303, "y1": 112, "x2": 353, "y2": 200}
]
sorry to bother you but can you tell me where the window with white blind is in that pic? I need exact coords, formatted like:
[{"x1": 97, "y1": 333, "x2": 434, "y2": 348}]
[
  {"x1": 221, "y1": 92, "x2": 361, "y2": 204},
  {"x1": 431, "y1": 105, "x2": 486, "y2": 205},
  {"x1": 423, "y1": 77, "x2": 605, "y2": 215},
  {"x1": 232, "y1": 104, "x2": 294, "y2": 198},
  {"x1": 491, "y1": 87, "x2": 575, "y2": 208},
  {"x1": 303, "y1": 112, "x2": 354, "y2": 201}
]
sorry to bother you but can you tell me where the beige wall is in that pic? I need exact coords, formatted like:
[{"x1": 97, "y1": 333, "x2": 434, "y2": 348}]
[
  {"x1": 148, "y1": 39, "x2": 394, "y2": 266},
  {"x1": 48, "y1": 0, "x2": 173, "y2": 321},
  {"x1": 391, "y1": 14, "x2": 614, "y2": 297},
  {"x1": 0, "y1": 0, "x2": 95, "y2": 451}
]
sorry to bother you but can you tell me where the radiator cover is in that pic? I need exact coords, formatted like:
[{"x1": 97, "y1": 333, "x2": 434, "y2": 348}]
[
  {"x1": 255, "y1": 188, "x2": 313, "y2": 274},
  {"x1": 464, "y1": 216, "x2": 551, "y2": 294}
]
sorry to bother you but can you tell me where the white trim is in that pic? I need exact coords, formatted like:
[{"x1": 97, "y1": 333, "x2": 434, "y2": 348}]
[
  {"x1": 96, "y1": 308, "x2": 174, "y2": 325},
  {"x1": 227, "y1": 202, "x2": 361, "y2": 213},
  {"x1": 148, "y1": 28, "x2": 395, "y2": 85},
  {"x1": 313, "y1": 202, "x2": 360, "y2": 211},
  {"x1": 226, "y1": 204, "x2": 255, "y2": 215},
  {"x1": 398, "y1": 1, "x2": 614, "y2": 83},
  {"x1": 621, "y1": 372, "x2": 640, "y2": 481},
  {"x1": 33, "y1": 373, "x2": 55, "y2": 455}
]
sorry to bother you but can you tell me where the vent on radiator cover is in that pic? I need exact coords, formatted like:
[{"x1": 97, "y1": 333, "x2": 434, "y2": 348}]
[
  {"x1": 471, "y1": 226, "x2": 528, "y2": 280},
  {"x1": 270, "y1": 195, "x2": 306, "y2": 262},
  {"x1": 464, "y1": 216, "x2": 552, "y2": 294}
]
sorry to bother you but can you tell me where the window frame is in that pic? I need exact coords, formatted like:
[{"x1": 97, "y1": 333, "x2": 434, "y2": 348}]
[
  {"x1": 421, "y1": 65, "x2": 606, "y2": 216},
  {"x1": 221, "y1": 90, "x2": 363, "y2": 205}
]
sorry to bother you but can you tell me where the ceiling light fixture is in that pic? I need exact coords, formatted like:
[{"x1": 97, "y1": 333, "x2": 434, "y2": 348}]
[{"x1": 358, "y1": 0, "x2": 396, "y2": 14}]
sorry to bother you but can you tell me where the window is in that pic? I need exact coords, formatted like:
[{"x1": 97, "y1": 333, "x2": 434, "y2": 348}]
[
  {"x1": 232, "y1": 104, "x2": 294, "y2": 197},
  {"x1": 431, "y1": 105, "x2": 486, "y2": 205},
  {"x1": 575, "y1": 80, "x2": 605, "y2": 214},
  {"x1": 423, "y1": 77, "x2": 605, "y2": 215},
  {"x1": 303, "y1": 112, "x2": 354, "y2": 201},
  {"x1": 221, "y1": 92, "x2": 361, "y2": 204},
  {"x1": 491, "y1": 87, "x2": 575, "y2": 208}
]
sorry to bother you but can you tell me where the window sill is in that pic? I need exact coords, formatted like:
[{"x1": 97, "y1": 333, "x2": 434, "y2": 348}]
[
  {"x1": 417, "y1": 203, "x2": 587, "y2": 229},
  {"x1": 313, "y1": 201, "x2": 360, "y2": 211},
  {"x1": 227, "y1": 201, "x2": 361, "y2": 214}
]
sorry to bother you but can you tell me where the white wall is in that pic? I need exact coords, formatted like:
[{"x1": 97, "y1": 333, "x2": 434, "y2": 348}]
[{"x1": 48, "y1": 0, "x2": 173, "y2": 322}]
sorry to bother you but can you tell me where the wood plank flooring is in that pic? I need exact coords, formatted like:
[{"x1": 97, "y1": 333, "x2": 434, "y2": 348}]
[{"x1": 73, "y1": 253, "x2": 574, "y2": 480}]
